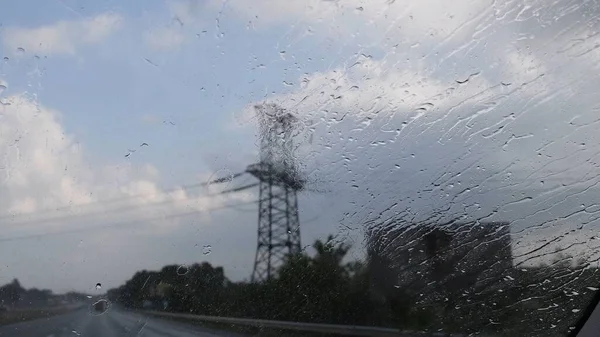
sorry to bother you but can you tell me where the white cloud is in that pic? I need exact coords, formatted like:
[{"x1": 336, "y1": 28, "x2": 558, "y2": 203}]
[
  {"x1": 232, "y1": 55, "x2": 493, "y2": 131},
  {"x1": 143, "y1": 27, "x2": 185, "y2": 50},
  {"x1": 227, "y1": 0, "x2": 600, "y2": 270},
  {"x1": 1, "y1": 13, "x2": 122, "y2": 56},
  {"x1": 0, "y1": 89, "x2": 248, "y2": 240},
  {"x1": 207, "y1": 0, "x2": 491, "y2": 46},
  {"x1": 81, "y1": 13, "x2": 123, "y2": 43}
]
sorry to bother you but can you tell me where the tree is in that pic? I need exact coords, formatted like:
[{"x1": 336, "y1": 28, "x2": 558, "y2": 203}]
[
  {"x1": 271, "y1": 235, "x2": 374, "y2": 324},
  {"x1": 107, "y1": 235, "x2": 379, "y2": 327},
  {"x1": 0, "y1": 279, "x2": 24, "y2": 306}
]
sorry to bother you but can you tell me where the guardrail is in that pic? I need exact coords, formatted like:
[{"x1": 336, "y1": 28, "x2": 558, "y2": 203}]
[{"x1": 143, "y1": 310, "x2": 441, "y2": 336}]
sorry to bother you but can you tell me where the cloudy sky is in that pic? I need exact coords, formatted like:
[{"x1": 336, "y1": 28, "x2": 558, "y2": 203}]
[{"x1": 1, "y1": 0, "x2": 600, "y2": 293}]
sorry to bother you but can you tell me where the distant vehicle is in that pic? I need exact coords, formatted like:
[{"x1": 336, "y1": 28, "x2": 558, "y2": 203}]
[{"x1": 90, "y1": 299, "x2": 109, "y2": 315}]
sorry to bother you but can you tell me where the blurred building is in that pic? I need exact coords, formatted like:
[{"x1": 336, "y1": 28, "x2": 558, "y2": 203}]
[{"x1": 367, "y1": 221, "x2": 513, "y2": 306}]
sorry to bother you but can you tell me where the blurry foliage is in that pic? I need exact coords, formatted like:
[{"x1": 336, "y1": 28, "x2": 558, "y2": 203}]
[
  {"x1": 106, "y1": 234, "x2": 600, "y2": 336},
  {"x1": 0, "y1": 279, "x2": 88, "y2": 308},
  {"x1": 0, "y1": 279, "x2": 24, "y2": 306}
]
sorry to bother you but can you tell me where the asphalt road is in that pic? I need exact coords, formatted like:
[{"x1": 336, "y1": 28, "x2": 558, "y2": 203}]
[{"x1": 0, "y1": 308, "x2": 246, "y2": 337}]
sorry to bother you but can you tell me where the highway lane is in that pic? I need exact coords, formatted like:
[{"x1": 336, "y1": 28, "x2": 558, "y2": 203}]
[{"x1": 0, "y1": 308, "x2": 247, "y2": 337}]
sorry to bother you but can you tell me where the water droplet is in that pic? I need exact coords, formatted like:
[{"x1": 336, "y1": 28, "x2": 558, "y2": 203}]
[
  {"x1": 283, "y1": 81, "x2": 293, "y2": 87},
  {"x1": 355, "y1": 6, "x2": 364, "y2": 11},
  {"x1": 417, "y1": 102, "x2": 434, "y2": 111},
  {"x1": 2, "y1": 57, "x2": 8, "y2": 61},
  {"x1": 86, "y1": 295, "x2": 92, "y2": 299},
  {"x1": 16, "y1": 47, "x2": 25, "y2": 54},
  {"x1": 72, "y1": 330, "x2": 81, "y2": 336},
  {"x1": 202, "y1": 245, "x2": 212, "y2": 255},
  {"x1": 572, "y1": 309, "x2": 581, "y2": 313},
  {"x1": 177, "y1": 264, "x2": 189, "y2": 275},
  {"x1": 89, "y1": 299, "x2": 110, "y2": 316},
  {"x1": 207, "y1": 169, "x2": 234, "y2": 188},
  {"x1": 279, "y1": 51, "x2": 286, "y2": 59},
  {"x1": 95, "y1": 283, "x2": 101, "y2": 290},
  {"x1": 456, "y1": 71, "x2": 480, "y2": 84}
]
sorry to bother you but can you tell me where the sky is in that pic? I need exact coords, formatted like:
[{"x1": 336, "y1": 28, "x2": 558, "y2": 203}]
[{"x1": 1, "y1": 0, "x2": 600, "y2": 293}]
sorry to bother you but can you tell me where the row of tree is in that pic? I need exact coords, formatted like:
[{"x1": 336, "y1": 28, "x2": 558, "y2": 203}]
[
  {"x1": 0, "y1": 279, "x2": 89, "y2": 309},
  {"x1": 107, "y1": 236, "x2": 391, "y2": 325},
  {"x1": 106, "y1": 234, "x2": 600, "y2": 336}
]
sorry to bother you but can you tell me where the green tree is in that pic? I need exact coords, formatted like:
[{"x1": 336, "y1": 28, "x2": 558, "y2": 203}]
[{"x1": 0, "y1": 279, "x2": 24, "y2": 306}]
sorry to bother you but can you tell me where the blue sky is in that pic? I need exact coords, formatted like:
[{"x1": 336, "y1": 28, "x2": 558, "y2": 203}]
[
  {"x1": 4, "y1": 1, "x2": 286, "y2": 177},
  {"x1": 0, "y1": 0, "x2": 371, "y2": 291},
  {"x1": 0, "y1": 0, "x2": 366, "y2": 188},
  {"x1": 1, "y1": 0, "x2": 600, "y2": 294}
]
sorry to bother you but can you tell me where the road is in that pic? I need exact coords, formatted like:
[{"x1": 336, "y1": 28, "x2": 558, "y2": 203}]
[{"x1": 0, "y1": 308, "x2": 246, "y2": 337}]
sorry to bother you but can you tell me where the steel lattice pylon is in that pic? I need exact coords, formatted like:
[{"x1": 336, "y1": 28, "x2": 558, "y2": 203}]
[{"x1": 247, "y1": 104, "x2": 303, "y2": 283}]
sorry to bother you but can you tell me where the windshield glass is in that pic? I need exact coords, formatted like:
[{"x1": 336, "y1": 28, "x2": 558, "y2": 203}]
[{"x1": 1, "y1": 1, "x2": 599, "y2": 336}]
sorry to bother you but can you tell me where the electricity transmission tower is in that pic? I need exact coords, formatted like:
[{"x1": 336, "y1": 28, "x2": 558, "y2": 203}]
[{"x1": 247, "y1": 103, "x2": 304, "y2": 282}]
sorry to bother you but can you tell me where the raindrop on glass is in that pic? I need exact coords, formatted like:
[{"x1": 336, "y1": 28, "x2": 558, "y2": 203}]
[
  {"x1": 95, "y1": 283, "x2": 102, "y2": 290},
  {"x1": 89, "y1": 299, "x2": 110, "y2": 316},
  {"x1": 207, "y1": 169, "x2": 234, "y2": 189},
  {"x1": 177, "y1": 264, "x2": 189, "y2": 275},
  {"x1": 202, "y1": 245, "x2": 212, "y2": 255}
]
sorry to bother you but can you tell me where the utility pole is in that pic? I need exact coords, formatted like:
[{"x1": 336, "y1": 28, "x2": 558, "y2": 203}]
[{"x1": 247, "y1": 103, "x2": 303, "y2": 283}]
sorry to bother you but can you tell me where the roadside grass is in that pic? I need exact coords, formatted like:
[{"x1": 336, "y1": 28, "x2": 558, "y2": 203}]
[{"x1": 0, "y1": 306, "x2": 81, "y2": 326}]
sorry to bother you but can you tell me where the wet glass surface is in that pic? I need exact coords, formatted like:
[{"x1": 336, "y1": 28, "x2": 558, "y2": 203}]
[{"x1": 1, "y1": 1, "x2": 600, "y2": 336}]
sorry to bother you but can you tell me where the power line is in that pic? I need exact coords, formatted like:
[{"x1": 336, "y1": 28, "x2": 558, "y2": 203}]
[
  {"x1": 0, "y1": 172, "x2": 247, "y2": 223},
  {"x1": 1, "y1": 182, "x2": 259, "y2": 229},
  {"x1": 219, "y1": 183, "x2": 259, "y2": 194},
  {"x1": 0, "y1": 199, "x2": 263, "y2": 243}
]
